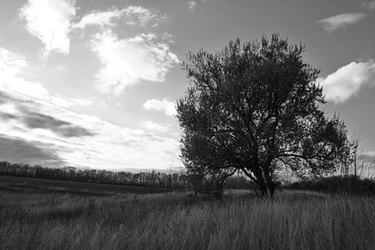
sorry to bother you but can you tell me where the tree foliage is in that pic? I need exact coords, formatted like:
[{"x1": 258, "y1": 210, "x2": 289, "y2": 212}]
[{"x1": 177, "y1": 34, "x2": 351, "y2": 197}]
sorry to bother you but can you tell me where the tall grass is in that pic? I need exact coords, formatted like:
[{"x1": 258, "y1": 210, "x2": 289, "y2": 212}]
[{"x1": 1, "y1": 191, "x2": 374, "y2": 249}]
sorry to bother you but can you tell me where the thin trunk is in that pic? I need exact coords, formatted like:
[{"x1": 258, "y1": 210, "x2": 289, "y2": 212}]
[
  {"x1": 244, "y1": 164, "x2": 276, "y2": 197},
  {"x1": 254, "y1": 171, "x2": 268, "y2": 197},
  {"x1": 264, "y1": 168, "x2": 276, "y2": 198}
]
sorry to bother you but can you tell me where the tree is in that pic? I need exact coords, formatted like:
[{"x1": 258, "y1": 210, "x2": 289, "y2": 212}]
[{"x1": 177, "y1": 34, "x2": 350, "y2": 197}]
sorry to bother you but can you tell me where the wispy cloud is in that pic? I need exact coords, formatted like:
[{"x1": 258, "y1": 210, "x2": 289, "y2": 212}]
[
  {"x1": 363, "y1": 151, "x2": 375, "y2": 164},
  {"x1": 143, "y1": 99, "x2": 177, "y2": 116},
  {"x1": 0, "y1": 47, "x2": 50, "y2": 100},
  {"x1": 0, "y1": 45, "x2": 180, "y2": 170},
  {"x1": 19, "y1": 0, "x2": 77, "y2": 57},
  {"x1": 0, "y1": 135, "x2": 64, "y2": 167},
  {"x1": 51, "y1": 97, "x2": 94, "y2": 108},
  {"x1": 73, "y1": 6, "x2": 179, "y2": 95},
  {"x1": 363, "y1": 1, "x2": 375, "y2": 10},
  {"x1": 72, "y1": 9, "x2": 123, "y2": 30},
  {"x1": 0, "y1": 87, "x2": 180, "y2": 170},
  {"x1": 141, "y1": 121, "x2": 171, "y2": 133},
  {"x1": 187, "y1": 1, "x2": 197, "y2": 11},
  {"x1": 318, "y1": 13, "x2": 366, "y2": 32},
  {"x1": 319, "y1": 60, "x2": 375, "y2": 103},
  {"x1": 123, "y1": 6, "x2": 166, "y2": 26},
  {"x1": 72, "y1": 6, "x2": 162, "y2": 30},
  {"x1": 92, "y1": 31, "x2": 179, "y2": 95},
  {"x1": 0, "y1": 46, "x2": 93, "y2": 108}
]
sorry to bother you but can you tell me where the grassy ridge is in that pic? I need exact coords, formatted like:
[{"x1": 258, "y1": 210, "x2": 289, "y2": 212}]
[{"x1": 1, "y1": 187, "x2": 374, "y2": 250}]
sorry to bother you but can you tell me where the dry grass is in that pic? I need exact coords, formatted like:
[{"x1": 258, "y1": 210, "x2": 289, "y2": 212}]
[
  {"x1": 0, "y1": 175, "x2": 173, "y2": 196},
  {"x1": 0, "y1": 189, "x2": 374, "y2": 250}
]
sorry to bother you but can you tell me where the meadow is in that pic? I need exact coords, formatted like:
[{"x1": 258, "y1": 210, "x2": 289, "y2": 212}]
[
  {"x1": 1, "y1": 176, "x2": 375, "y2": 250},
  {"x1": 0, "y1": 175, "x2": 174, "y2": 196}
]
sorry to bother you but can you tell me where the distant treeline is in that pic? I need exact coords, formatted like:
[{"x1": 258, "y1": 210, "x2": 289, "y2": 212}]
[
  {"x1": 284, "y1": 176, "x2": 375, "y2": 196},
  {"x1": 0, "y1": 161, "x2": 188, "y2": 188},
  {"x1": 0, "y1": 161, "x2": 251, "y2": 189}
]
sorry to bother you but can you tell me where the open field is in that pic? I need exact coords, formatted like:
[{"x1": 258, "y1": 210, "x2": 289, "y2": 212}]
[
  {"x1": 0, "y1": 175, "x2": 175, "y2": 196},
  {"x1": 1, "y1": 176, "x2": 375, "y2": 250}
]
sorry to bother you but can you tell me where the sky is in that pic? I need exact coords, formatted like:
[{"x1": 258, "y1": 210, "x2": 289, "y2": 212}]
[{"x1": 0, "y1": 0, "x2": 374, "y2": 171}]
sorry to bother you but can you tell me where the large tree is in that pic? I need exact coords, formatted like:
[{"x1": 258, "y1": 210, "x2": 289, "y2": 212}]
[{"x1": 177, "y1": 34, "x2": 350, "y2": 197}]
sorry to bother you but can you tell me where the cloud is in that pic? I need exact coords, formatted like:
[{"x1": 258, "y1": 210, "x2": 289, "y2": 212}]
[
  {"x1": 0, "y1": 135, "x2": 64, "y2": 166},
  {"x1": 141, "y1": 121, "x2": 171, "y2": 133},
  {"x1": 364, "y1": 1, "x2": 375, "y2": 10},
  {"x1": 0, "y1": 90, "x2": 180, "y2": 170},
  {"x1": 0, "y1": 47, "x2": 50, "y2": 100},
  {"x1": 0, "y1": 85, "x2": 180, "y2": 171},
  {"x1": 92, "y1": 30, "x2": 179, "y2": 95},
  {"x1": 51, "y1": 97, "x2": 94, "y2": 108},
  {"x1": 143, "y1": 99, "x2": 177, "y2": 116},
  {"x1": 318, "y1": 13, "x2": 366, "y2": 32},
  {"x1": 363, "y1": 151, "x2": 375, "y2": 163},
  {"x1": 73, "y1": 6, "x2": 165, "y2": 30},
  {"x1": 72, "y1": 9, "x2": 123, "y2": 30},
  {"x1": 0, "y1": 46, "x2": 94, "y2": 109},
  {"x1": 72, "y1": 6, "x2": 178, "y2": 95},
  {"x1": 187, "y1": 1, "x2": 197, "y2": 10},
  {"x1": 363, "y1": 151, "x2": 375, "y2": 160},
  {"x1": 122, "y1": 6, "x2": 165, "y2": 27},
  {"x1": 19, "y1": 0, "x2": 76, "y2": 57},
  {"x1": 319, "y1": 60, "x2": 375, "y2": 103},
  {"x1": 22, "y1": 111, "x2": 95, "y2": 138},
  {"x1": 0, "y1": 94, "x2": 94, "y2": 138}
]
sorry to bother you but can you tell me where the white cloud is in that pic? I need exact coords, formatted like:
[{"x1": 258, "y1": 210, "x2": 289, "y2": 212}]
[
  {"x1": 141, "y1": 121, "x2": 171, "y2": 132},
  {"x1": 0, "y1": 47, "x2": 180, "y2": 169},
  {"x1": 143, "y1": 99, "x2": 177, "y2": 116},
  {"x1": 364, "y1": 151, "x2": 375, "y2": 157},
  {"x1": 0, "y1": 90, "x2": 180, "y2": 170},
  {"x1": 319, "y1": 60, "x2": 375, "y2": 103},
  {"x1": 19, "y1": 0, "x2": 77, "y2": 57},
  {"x1": 0, "y1": 47, "x2": 50, "y2": 100},
  {"x1": 72, "y1": 9, "x2": 123, "y2": 30},
  {"x1": 72, "y1": 6, "x2": 177, "y2": 95},
  {"x1": 123, "y1": 6, "x2": 164, "y2": 27},
  {"x1": 73, "y1": 6, "x2": 164, "y2": 30},
  {"x1": 51, "y1": 97, "x2": 94, "y2": 108},
  {"x1": 0, "y1": 46, "x2": 94, "y2": 108},
  {"x1": 92, "y1": 30, "x2": 179, "y2": 95},
  {"x1": 187, "y1": 1, "x2": 197, "y2": 10},
  {"x1": 0, "y1": 47, "x2": 27, "y2": 73},
  {"x1": 51, "y1": 111, "x2": 180, "y2": 170},
  {"x1": 318, "y1": 13, "x2": 366, "y2": 32}
]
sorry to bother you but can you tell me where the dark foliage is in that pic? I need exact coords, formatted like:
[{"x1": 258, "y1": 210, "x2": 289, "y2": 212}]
[
  {"x1": 224, "y1": 175, "x2": 255, "y2": 190},
  {"x1": 177, "y1": 34, "x2": 352, "y2": 197},
  {"x1": 285, "y1": 176, "x2": 375, "y2": 196}
]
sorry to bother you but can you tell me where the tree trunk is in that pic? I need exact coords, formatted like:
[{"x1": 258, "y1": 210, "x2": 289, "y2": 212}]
[
  {"x1": 253, "y1": 171, "x2": 268, "y2": 197},
  {"x1": 264, "y1": 169, "x2": 276, "y2": 198},
  {"x1": 258, "y1": 180, "x2": 275, "y2": 197},
  {"x1": 259, "y1": 181, "x2": 267, "y2": 196},
  {"x1": 244, "y1": 165, "x2": 276, "y2": 198},
  {"x1": 266, "y1": 181, "x2": 276, "y2": 197}
]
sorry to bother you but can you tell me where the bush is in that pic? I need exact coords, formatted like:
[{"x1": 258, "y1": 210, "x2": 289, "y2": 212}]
[{"x1": 285, "y1": 176, "x2": 375, "y2": 196}]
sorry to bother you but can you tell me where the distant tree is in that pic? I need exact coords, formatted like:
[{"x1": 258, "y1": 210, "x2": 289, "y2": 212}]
[{"x1": 177, "y1": 34, "x2": 351, "y2": 197}]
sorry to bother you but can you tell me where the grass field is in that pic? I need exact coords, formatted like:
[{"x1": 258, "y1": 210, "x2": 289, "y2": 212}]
[
  {"x1": 1, "y1": 175, "x2": 375, "y2": 249},
  {"x1": 0, "y1": 175, "x2": 174, "y2": 196}
]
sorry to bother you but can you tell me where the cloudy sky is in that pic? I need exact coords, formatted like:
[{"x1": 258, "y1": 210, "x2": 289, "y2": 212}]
[{"x1": 0, "y1": 0, "x2": 374, "y2": 171}]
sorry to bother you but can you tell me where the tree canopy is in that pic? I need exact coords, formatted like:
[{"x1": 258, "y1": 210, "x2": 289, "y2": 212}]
[{"x1": 177, "y1": 34, "x2": 351, "y2": 197}]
